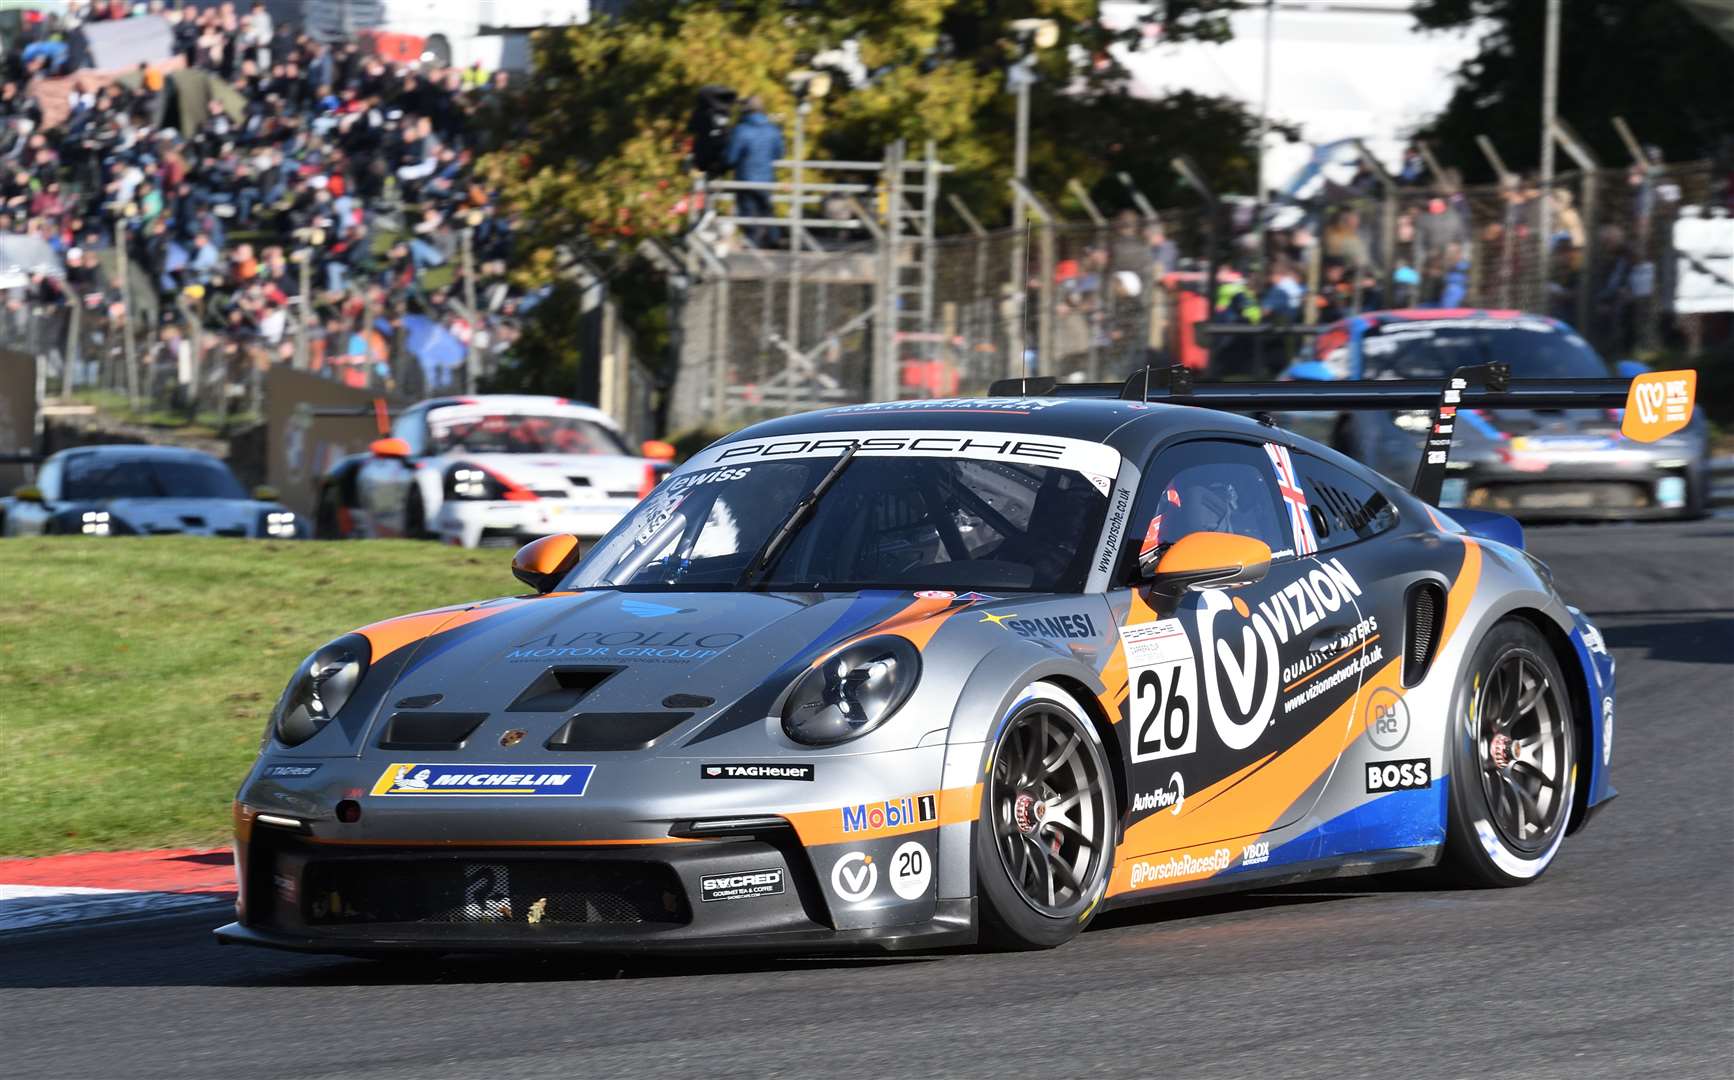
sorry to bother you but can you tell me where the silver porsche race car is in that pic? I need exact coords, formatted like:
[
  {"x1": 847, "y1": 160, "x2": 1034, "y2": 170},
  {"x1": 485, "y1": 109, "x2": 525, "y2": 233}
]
[{"x1": 217, "y1": 366, "x2": 1689, "y2": 956}]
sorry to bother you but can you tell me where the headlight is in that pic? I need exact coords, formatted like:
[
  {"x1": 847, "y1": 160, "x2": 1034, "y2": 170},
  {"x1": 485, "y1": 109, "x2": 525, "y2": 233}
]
[
  {"x1": 270, "y1": 633, "x2": 371, "y2": 747},
  {"x1": 445, "y1": 463, "x2": 503, "y2": 500},
  {"x1": 1392, "y1": 410, "x2": 1433, "y2": 433},
  {"x1": 57, "y1": 509, "x2": 133, "y2": 535},
  {"x1": 782, "y1": 635, "x2": 920, "y2": 746},
  {"x1": 258, "y1": 509, "x2": 300, "y2": 537}
]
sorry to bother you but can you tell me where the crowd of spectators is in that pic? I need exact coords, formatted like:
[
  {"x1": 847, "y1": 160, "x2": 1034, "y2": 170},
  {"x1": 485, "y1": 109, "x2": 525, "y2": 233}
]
[
  {"x1": 0, "y1": 0, "x2": 529, "y2": 414},
  {"x1": 1038, "y1": 139, "x2": 1727, "y2": 381}
]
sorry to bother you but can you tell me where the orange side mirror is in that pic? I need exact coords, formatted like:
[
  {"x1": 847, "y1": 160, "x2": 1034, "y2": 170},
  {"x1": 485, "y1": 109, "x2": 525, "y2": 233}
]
[
  {"x1": 370, "y1": 437, "x2": 412, "y2": 459},
  {"x1": 640, "y1": 439, "x2": 676, "y2": 462},
  {"x1": 512, "y1": 533, "x2": 583, "y2": 594},
  {"x1": 1148, "y1": 531, "x2": 1273, "y2": 595}
]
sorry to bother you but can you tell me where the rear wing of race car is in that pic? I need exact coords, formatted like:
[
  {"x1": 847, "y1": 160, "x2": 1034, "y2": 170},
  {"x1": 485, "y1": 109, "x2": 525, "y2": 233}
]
[{"x1": 987, "y1": 363, "x2": 1698, "y2": 504}]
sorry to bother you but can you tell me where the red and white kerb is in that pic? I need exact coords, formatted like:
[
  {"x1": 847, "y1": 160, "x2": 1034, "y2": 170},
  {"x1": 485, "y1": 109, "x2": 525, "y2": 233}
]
[{"x1": 1264, "y1": 443, "x2": 1318, "y2": 556}]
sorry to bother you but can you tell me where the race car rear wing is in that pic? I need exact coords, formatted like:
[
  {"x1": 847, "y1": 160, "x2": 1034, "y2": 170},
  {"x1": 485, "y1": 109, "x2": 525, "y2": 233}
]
[{"x1": 987, "y1": 363, "x2": 1698, "y2": 505}]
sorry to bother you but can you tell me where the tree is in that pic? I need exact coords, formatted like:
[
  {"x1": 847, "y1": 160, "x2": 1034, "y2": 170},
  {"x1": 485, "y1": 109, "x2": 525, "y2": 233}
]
[
  {"x1": 483, "y1": 0, "x2": 1256, "y2": 387},
  {"x1": 1413, "y1": 0, "x2": 1734, "y2": 181}
]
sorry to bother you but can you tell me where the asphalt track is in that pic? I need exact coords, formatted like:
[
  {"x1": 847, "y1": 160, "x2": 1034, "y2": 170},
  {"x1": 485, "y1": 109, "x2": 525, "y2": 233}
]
[{"x1": 4, "y1": 521, "x2": 1731, "y2": 1080}]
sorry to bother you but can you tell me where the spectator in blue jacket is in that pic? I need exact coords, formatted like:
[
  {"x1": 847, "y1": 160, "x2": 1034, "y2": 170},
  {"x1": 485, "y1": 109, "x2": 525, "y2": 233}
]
[{"x1": 725, "y1": 98, "x2": 784, "y2": 246}]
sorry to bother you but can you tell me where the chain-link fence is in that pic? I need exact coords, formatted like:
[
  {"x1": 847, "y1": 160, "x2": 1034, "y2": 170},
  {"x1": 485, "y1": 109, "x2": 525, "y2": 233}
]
[{"x1": 666, "y1": 157, "x2": 1727, "y2": 431}]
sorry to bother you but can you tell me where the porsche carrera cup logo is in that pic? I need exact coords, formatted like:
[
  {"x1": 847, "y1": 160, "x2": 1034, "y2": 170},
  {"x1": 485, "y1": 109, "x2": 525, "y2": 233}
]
[{"x1": 371, "y1": 763, "x2": 595, "y2": 796}]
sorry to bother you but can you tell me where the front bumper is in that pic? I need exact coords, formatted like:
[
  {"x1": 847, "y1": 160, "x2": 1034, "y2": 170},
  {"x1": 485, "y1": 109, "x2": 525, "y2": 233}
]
[
  {"x1": 216, "y1": 828, "x2": 974, "y2": 955},
  {"x1": 1440, "y1": 459, "x2": 1699, "y2": 520},
  {"x1": 435, "y1": 498, "x2": 637, "y2": 547}
]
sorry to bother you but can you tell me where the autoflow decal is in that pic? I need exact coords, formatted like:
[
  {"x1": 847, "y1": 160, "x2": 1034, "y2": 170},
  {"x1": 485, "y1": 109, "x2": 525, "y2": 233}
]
[
  {"x1": 700, "y1": 868, "x2": 785, "y2": 903},
  {"x1": 1131, "y1": 771, "x2": 1186, "y2": 816},
  {"x1": 701, "y1": 762, "x2": 815, "y2": 781},
  {"x1": 830, "y1": 851, "x2": 878, "y2": 902},
  {"x1": 370, "y1": 763, "x2": 595, "y2": 796},
  {"x1": 686, "y1": 429, "x2": 1122, "y2": 497}
]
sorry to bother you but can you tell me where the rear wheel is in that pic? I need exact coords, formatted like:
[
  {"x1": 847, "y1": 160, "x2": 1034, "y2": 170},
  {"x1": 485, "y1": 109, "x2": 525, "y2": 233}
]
[
  {"x1": 1441, "y1": 620, "x2": 1576, "y2": 886},
  {"x1": 975, "y1": 682, "x2": 1116, "y2": 949},
  {"x1": 315, "y1": 484, "x2": 348, "y2": 539}
]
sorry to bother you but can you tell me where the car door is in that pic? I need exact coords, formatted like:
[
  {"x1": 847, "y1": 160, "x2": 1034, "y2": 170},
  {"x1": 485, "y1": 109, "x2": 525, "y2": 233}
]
[
  {"x1": 1288, "y1": 449, "x2": 1410, "y2": 759},
  {"x1": 358, "y1": 410, "x2": 427, "y2": 536},
  {"x1": 8, "y1": 455, "x2": 61, "y2": 535},
  {"x1": 1107, "y1": 437, "x2": 1369, "y2": 865}
]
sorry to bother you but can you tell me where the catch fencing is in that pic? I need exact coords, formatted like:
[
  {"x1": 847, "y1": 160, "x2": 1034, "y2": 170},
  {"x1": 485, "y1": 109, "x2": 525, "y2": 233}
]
[{"x1": 665, "y1": 156, "x2": 1727, "y2": 432}]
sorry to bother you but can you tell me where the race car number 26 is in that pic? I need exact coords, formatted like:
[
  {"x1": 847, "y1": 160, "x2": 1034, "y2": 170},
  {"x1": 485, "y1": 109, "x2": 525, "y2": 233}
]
[{"x1": 1121, "y1": 619, "x2": 1198, "y2": 763}]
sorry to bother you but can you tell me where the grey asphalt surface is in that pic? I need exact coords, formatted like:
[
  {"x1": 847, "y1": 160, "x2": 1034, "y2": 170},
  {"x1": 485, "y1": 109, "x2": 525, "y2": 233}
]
[{"x1": 4, "y1": 521, "x2": 1731, "y2": 1080}]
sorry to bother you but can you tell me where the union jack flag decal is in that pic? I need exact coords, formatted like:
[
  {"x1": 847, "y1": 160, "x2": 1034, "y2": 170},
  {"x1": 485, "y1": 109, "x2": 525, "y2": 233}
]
[{"x1": 1264, "y1": 443, "x2": 1318, "y2": 556}]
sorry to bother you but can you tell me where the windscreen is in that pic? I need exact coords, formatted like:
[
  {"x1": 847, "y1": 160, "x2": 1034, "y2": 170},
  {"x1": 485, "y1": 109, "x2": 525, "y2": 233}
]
[
  {"x1": 428, "y1": 410, "x2": 629, "y2": 456},
  {"x1": 1361, "y1": 319, "x2": 1608, "y2": 380},
  {"x1": 570, "y1": 436, "x2": 1119, "y2": 593},
  {"x1": 61, "y1": 455, "x2": 247, "y2": 500}
]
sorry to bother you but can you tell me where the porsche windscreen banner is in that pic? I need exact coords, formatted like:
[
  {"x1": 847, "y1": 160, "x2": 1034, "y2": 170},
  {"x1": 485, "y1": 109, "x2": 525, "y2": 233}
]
[{"x1": 685, "y1": 430, "x2": 1124, "y2": 496}]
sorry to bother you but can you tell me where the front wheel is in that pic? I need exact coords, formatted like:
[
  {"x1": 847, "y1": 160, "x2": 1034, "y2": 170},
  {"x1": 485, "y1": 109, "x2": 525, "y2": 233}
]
[
  {"x1": 1441, "y1": 619, "x2": 1576, "y2": 887},
  {"x1": 975, "y1": 682, "x2": 1116, "y2": 949}
]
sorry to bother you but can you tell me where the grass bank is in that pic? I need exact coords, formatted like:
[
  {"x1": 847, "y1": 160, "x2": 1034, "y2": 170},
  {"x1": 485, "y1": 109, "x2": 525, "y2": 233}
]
[{"x1": 0, "y1": 538, "x2": 516, "y2": 857}]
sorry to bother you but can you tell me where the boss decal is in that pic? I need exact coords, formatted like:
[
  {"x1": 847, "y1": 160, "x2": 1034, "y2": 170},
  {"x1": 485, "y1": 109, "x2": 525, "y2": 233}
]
[{"x1": 1365, "y1": 758, "x2": 1432, "y2": 792}]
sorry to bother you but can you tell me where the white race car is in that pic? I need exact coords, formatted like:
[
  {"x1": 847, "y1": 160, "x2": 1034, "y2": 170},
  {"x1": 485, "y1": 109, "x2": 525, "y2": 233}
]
[{"x1": 315, "y1": 395, "x2": 672, "y2": 547}]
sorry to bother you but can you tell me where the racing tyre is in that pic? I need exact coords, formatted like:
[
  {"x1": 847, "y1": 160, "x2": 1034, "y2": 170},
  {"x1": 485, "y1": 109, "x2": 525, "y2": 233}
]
[
  {"x1": 1441, "y1": 619, "x2": 1576, "y2": 887},
  {"x1": 315, "y1": 484, "x2": 348, "y2": 539},
  {"x1": 405, "y1": 489, "x2": 430, "y2": 541},
  {"x1": 975, "y1": 682, "x2": 1116, "y2": 949}
]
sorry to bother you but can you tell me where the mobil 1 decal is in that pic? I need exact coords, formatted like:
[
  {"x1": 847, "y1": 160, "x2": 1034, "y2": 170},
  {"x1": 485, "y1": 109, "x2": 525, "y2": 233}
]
[{"x1": 1117, "y1": 554, "x2": 1374, "y2": 832}]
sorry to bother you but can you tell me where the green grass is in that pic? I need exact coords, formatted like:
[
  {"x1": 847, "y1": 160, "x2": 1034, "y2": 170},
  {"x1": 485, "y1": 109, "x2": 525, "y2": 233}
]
[{"x1": 0, "y1": 538, "x2": 518, "y2": 857}]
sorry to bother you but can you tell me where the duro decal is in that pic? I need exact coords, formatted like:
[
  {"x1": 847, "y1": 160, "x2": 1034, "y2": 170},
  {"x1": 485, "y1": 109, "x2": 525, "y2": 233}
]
[
  {"x1": 1365, "y1": 686, "x2": 1410, "y2": 751},
  {"x1": 1365, "y1": 758, "x2": 1432, "y2": 792}
]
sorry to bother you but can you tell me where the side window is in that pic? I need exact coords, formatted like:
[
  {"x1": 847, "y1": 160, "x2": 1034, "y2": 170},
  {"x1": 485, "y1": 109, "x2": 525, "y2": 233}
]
[
  {"x1": 36, "y1": 457, "x2": 61, "y2": 500},
  {"x1": 1121, "y1": 440, "x2": 1291, "y2": 580},
  {"x1": 391, "y1": 410, "x2": 428, "y2": 456},
  {"x1": 1293, "y1": 451, "x2": 1397, "y2": 549}
]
